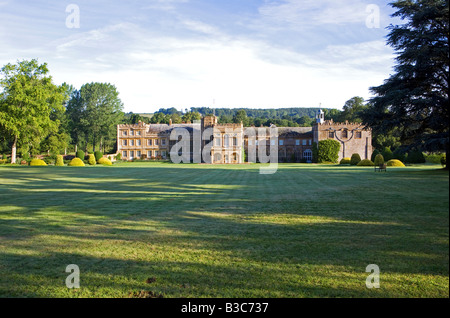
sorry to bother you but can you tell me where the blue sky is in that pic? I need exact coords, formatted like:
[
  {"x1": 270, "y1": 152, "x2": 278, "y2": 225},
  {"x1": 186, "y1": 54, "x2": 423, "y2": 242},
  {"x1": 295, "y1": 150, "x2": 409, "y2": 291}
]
[{"x1": 0, "y1": 0, "x2": 400, "y2": 113}]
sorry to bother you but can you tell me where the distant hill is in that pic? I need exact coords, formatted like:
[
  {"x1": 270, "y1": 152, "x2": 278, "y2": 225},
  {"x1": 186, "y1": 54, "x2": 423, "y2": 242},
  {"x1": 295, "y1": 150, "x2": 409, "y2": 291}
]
[{"x1": 154, "y1": 107, "x2": 327, "y2": 119}]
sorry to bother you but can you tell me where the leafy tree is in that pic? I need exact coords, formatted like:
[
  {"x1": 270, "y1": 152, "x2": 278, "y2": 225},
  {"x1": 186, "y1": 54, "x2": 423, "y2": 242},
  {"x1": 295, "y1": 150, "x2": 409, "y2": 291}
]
[
  {"x1": 297, "y1": 115, "x2": 313, "y2": 127},
  {"x1": 0, "y1": 60, "x2": 66, "y2": 164},
  {"x1": 233, "y1": 109, "x2": 249, "y2": 126},
  {"x1": 340, "y1": 97, "x2": 368, "y2": 123},
  {"x1": 70, "y1": 82, "x2": 124, "y2": 152},
  {"x1": 363, "y1": 0, "x2": 449, "y2": 168},
  {"x1": 170, "y1": 113, "x2": 182, "y2": 124},
  {"x1": 182, "y1": 111, "x2": 201, "y2": 123},
  {"x1": 150, "y1": 112, "x2": 167, "y2": 124}
]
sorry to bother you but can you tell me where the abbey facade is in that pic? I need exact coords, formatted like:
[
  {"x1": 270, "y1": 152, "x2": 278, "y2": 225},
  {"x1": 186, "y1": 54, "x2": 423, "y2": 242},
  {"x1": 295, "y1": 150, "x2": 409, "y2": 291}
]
[{"x1": 117, "y1": 110, "x2": 372, "y2": 164}]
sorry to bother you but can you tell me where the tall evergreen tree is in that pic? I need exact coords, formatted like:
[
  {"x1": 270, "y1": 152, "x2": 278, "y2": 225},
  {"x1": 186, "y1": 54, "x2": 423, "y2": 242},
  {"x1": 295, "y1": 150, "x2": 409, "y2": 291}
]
[{"x1": 363, "y1": 0, "x2": 449, "y2": 168}]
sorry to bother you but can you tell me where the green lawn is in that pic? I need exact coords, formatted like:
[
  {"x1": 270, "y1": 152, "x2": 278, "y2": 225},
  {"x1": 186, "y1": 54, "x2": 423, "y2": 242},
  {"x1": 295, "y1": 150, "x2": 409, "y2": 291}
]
[{"x1": 0, "y1": 163, "x2": 448, "y2": 298}]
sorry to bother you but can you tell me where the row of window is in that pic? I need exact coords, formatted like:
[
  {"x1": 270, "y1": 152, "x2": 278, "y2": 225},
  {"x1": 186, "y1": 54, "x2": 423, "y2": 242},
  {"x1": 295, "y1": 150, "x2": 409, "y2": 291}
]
[
  {"x1": 122, "y1": 150, "x2": 167, "y2": 159},
  {"x1": 329, "y1": 131, "x2": 362, "y2": 139},
  {"x1": 122, "y1": 130, "x2": 144, "y2": 137},
  {"x1": 122, "y1": 139, "x2": 167, "y2": 146},
  {"x1": 247, "y1": 139, "x2": 312, "y2": 146},
  {"x1": 214, "y1": 136, "x2": 239, "y2": 147}
]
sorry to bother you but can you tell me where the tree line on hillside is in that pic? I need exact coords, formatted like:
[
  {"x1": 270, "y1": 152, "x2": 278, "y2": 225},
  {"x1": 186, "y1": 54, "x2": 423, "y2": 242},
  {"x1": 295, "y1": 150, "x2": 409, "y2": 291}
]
[{"x1": 0, "y1": 0, "x2": 447, "y2": 167}]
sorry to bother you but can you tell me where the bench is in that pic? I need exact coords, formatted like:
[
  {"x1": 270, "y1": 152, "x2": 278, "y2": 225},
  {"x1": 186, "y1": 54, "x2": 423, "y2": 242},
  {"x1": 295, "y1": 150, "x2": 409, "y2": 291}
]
[{"x1": 375, "y1": 164, "x2": 387, "y2": 172}]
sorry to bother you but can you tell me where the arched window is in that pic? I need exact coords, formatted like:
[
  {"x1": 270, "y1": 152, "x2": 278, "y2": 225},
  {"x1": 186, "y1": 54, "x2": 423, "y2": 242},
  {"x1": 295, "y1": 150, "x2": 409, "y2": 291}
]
[
  {"x1": 342, "y1": 129, "x2": 348, "y2": 139},
  {"x1": 303, "y1": 149, "x2": 313, "y2": 163}
]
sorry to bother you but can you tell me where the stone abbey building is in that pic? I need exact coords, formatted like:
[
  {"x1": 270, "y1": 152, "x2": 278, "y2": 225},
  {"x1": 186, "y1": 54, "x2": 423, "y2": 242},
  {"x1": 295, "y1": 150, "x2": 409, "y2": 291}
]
[{"x1": 117, "y1": 110, "x2": 372, "y2": 164}]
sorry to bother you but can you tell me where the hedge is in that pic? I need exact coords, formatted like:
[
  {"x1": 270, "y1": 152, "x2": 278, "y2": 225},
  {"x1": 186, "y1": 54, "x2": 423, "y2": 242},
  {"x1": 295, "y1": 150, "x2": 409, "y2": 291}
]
[
  {"x1": 30, "y1": 159, "x2": 47, "y2": 166},
  {"x1": 386, "y1": 159, "x2": 405, "y2": 167},
  {"x1": 68, "y1": 157, "x2": 85, "y2": 167},
  {"x1": 357, "y1": 159, "x2": 375, "y2": 166},
  {"x1": 340, "y1": 157, "x2": 351, "y2": 165}
]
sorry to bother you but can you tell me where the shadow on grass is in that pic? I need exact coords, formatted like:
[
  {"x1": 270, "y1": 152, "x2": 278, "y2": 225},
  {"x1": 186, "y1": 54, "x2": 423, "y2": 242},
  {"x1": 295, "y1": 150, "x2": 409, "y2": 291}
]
[{"x1": 0, "y1": 164, "x2": 448, "y2": 297}]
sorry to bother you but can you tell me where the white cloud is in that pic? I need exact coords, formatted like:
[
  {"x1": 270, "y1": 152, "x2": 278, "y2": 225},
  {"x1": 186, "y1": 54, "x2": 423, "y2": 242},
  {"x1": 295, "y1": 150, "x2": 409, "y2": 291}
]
[
  {"x1": 0, "y1": 1, "x2": 396, "y2": 112},
  {"x1": 259, "y1": 0, "x2": 374, "y2": 28}
]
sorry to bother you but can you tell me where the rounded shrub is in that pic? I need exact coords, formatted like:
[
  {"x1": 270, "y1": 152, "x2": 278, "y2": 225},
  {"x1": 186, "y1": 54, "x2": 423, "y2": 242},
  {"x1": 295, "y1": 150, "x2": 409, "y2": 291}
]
[
  {"x1": 374, "y1": 154, "x2": 385, "y2": 166},
  {"x1": 30, "y1": 158, "x2": 47, "y2": 166},
  {"x1": 386, "y1": 159, "x2": 405, "y2": 167},
  {"x1": 94, "y1": 151, "x2": 104, "y2": 162},
  {"x1": 357, "y1": 159, "x2": 375, "y2": 166},
  {"x1": 55, "y1": 155, "x2": 64, "y2": 166},
  {"x1": 350, "y1": 153, "x2": 362, "y2": 166},
  {"x1": 98, "y1": 157, "x2": 112, "y2": 166},
  {"x1": 340, "y1": 158, "x2": 351, "y2": 165},
  {"x1": 68, "y1": 157, "x2": 85, "y2": 167},
  {"x1": 88, "y1": 154, "x2": 96, "y2": 165},
  {"x1": 76, "y1": 150, "x2": 85, "y2": 160}
]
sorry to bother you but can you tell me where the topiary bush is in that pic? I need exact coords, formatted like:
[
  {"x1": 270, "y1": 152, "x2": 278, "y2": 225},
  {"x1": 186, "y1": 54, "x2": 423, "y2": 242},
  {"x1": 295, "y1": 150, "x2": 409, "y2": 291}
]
[
  {"x1": 381, "y1": 147, "x2": 394, "y2": 161},
  {"x1": 98, "y1": 157, "x2": 112, "y2": 166},
  {"x1": 56, "y1": 155, "x2": 64, "y2": 166},
  {"x1": 94, "y1": 151, "x2": 104, "y2": 162},
  {"x1": 357, "y1": 159, "x2": 375, "y2": 166},
  {"x1": 340, "y1": 158, "x2": 351, "y2": 165},
  {"x1": 76, "y1": 150, "x2": 85, "y2": 160},
  {"x1": 68, "y1": 157, "x2": 85, "y2": 167},
  {"x1": 371, "y1": 149, "x2": 380, "y2": 162},
  {"x1": 386, "y1": 159, "x2": 405, "y2": 167},
  {"x1": 374, "y1": 154, "x2": 385, "y2": 166},
  {"x1": 88, "y1": 154, "x2": 96, "y2": 165},
  {"x1": 30, "y1": 158, "x2": 47, "y2": 166},
  {"x1": 350, "y1": 153, "x2": 362, "y2": 166}
]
